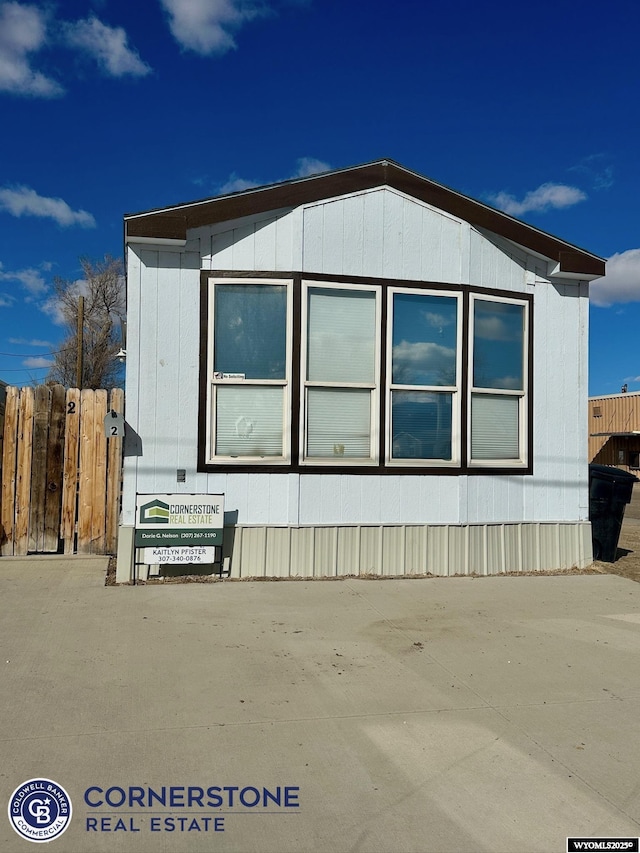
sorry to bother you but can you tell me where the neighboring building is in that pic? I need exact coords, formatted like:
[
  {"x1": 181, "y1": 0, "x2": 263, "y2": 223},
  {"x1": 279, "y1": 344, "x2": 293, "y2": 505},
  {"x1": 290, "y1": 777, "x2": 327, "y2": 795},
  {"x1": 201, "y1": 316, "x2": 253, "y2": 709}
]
[
  {"x1": 117, "y1": 160, "x2": 605, "y2": 582},
  {"x1": 589, "y1": 391, "x2": 640, "y2": 473}
]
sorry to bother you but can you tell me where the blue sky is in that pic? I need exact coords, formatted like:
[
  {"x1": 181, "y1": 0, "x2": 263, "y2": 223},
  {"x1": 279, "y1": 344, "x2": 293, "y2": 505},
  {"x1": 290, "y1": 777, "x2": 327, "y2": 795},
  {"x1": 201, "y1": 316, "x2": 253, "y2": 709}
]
[{"x1": 0, "y1": 0, "x2": 638, "y2": 393}]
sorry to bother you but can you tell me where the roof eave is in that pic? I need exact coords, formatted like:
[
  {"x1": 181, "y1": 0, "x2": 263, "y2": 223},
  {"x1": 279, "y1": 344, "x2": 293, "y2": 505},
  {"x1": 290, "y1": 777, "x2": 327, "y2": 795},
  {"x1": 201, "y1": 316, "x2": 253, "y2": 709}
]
[{"x1": 124, "y1": 160, "x2": 605, "y2": 277}]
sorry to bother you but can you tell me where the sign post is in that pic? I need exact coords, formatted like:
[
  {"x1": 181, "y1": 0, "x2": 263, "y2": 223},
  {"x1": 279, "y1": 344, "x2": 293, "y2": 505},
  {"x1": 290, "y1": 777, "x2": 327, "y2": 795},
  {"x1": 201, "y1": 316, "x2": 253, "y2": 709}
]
[{"x1": 135, "y1": 494, "x2": 224, "y2": 565}]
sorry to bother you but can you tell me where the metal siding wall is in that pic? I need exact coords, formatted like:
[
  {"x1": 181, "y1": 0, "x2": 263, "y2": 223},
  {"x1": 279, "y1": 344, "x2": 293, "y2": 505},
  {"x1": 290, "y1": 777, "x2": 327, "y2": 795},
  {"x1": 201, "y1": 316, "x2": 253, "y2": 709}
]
[
  {"x1": 121, "y1": 248, "x2": 142, "y2": 525},
  {"x1": 426, "y1": 527, "x2": 449, "y2": 576},
  {"x1": 291, "y1": 527, "x2": 315, "y2": 577},
  {"x1": 135, "y1": 249, "x2": 203, "y2": 496},
  {"x1": 589, "y1": 391, "x2": 640, "y2": 467},
  {"x1": 362, "y1": 191, "x2": 384, "y2": 276},
  {"x1": 124, "y1": 189, "x2": 589, "y2": 541},
  {"x1": 576, "y1": 281, "x2": 590, "y2": 518},
  {"x1": 530, "y1": 280, "x2": 585, "y2": 523},
  {"x1": 154, "y1": 251, "x2": 181, "y2": 489},
  {"x1": 470, "y1": 228, "x2": 530, "y2": 292},
  {"x1": 265, "y1": 526, "x2": 291, "y2": 578},
  {"x1": 178, "y1": 249, "x2": 209, "y2": 493},
  {"x1": 296, "y1": 474, "x2": 462, "y2": 526},
  {"x1": 136, "y1": 249, "x2": 160, "y2": 494},
  {"x1": 222, "y1": 522, "x2": 592, "y2": 578},
  {"x1": 302, "y1": 188, "x2": 468, "y2": 282},
  {"x1": 200, "y1": 209, "x2": 298, "y2": 272}
]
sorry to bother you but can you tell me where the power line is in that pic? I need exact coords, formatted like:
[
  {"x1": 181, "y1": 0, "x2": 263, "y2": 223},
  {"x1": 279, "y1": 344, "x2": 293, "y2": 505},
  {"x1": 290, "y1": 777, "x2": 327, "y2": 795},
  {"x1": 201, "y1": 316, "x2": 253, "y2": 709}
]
[
  {"x1": 0, "y1": 346, "x2": 76, "y2": 357},
  {"x1": 0, "y1": 365, "x2": 51, "y2": 371}
]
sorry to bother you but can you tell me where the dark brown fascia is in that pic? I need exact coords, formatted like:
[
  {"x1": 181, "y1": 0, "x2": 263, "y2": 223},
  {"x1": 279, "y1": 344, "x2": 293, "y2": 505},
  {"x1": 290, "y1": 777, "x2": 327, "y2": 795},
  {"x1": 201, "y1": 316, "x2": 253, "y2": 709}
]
[{"x1": 125, "y1": 160, "x2": 605, "y2": 278}]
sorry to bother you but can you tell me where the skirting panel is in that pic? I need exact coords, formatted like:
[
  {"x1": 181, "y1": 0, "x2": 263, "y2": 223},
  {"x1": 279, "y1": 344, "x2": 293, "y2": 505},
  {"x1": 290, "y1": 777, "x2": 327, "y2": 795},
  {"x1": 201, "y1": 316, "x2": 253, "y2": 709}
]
[{"x1": 222, "y1": 521, "x2": 593, "y2": 579}]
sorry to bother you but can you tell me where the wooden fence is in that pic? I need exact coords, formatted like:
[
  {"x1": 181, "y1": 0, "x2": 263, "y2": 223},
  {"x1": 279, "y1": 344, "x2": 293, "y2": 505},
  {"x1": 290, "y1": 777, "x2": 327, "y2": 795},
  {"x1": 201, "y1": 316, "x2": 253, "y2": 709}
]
[{"x1": 0, "y1": 386, "x2": 124, "y2": 556}]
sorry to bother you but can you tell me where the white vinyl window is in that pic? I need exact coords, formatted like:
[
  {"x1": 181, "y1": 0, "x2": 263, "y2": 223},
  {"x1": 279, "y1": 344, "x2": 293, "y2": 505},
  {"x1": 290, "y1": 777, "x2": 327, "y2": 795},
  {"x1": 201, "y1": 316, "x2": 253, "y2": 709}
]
[
  {"x1": 386, "y1": 289, "x2": 463, "y2": 466},
  {"x1": 208, "y1": 278, "x2": 292, "y2": 463},
  {"x1": 301, "y1": 282, "x2": 380, "y2": 464},
  {"x1": 469, "y1": 294, "x2": 528, "y2": 466},
  {"x1": 204, "y1": 275, "x2": 530, "y2": 471}
]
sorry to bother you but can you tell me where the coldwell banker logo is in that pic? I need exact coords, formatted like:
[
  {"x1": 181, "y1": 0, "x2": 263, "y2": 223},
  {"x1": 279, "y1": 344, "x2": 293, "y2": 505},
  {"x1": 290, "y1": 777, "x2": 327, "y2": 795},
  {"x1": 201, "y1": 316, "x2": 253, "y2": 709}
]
[
  {"x1": 139, "y1": 499, "x2": 170, "y2": 524},
  {"x1": 8, "y1": 778, "x2": 72, "y2": 843}
]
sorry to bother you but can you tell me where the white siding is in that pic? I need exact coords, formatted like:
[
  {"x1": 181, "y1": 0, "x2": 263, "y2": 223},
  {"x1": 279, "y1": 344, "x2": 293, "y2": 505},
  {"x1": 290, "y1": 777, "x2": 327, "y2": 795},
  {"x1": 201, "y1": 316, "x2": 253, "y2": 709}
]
[{"x1": 124, "y1": 185, "x2": 590, "y2": 544}]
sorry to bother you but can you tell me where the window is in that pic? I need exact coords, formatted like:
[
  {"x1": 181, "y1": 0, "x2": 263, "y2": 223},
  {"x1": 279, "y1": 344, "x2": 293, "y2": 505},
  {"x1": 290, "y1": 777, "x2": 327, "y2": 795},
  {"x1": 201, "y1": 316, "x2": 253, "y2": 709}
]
[
  {"x1": 302, "y1": 283, "x2": 380, "y2": 464},
  {"x1": 202, "y1": 274, "x2": 531, "y2": 472},
  {"x1": 469, "y1": 296, "x2": 528, "y2": 466},
  {"x1": 208, "y1": 279, "x2": 292, "y2": 462},
  {"x1": 630, "y1": 451, "x2": 639, "y2": 469},
  {"x1": 387, "y1": 289, "x2": 462, "y2": 465}
]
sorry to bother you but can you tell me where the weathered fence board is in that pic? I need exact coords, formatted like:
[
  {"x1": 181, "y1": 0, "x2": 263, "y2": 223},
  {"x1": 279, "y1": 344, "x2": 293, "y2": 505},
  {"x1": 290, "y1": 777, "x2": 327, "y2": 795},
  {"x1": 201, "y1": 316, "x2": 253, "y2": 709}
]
[
  {"x1": 105, "y1": 388, "x2": 124, "y2": 555},
  {"x1": 77, "y1": 390, "x2": 95, "y2": 555},
  {"x1": 62, "y1": 388, "x2": 81, "y2": 554},
  {"x1": 92, "y1": 390, "x2": 108, "y2": 554},
  {"x1": 1, "y1": 387, "x2": 19, "y2": 557},
  {"x1": 44, "y1": 385, "x2": 66, "y2": 552},
  {"x1": 0, "y1": 385, "x2": 123, "y2": 557},
  {"x1": 15, "y1": 388, "x2": 34, "y2": 556},
  {"x1": 29, "y1": 385, "x2": 50, "y2": 552}
]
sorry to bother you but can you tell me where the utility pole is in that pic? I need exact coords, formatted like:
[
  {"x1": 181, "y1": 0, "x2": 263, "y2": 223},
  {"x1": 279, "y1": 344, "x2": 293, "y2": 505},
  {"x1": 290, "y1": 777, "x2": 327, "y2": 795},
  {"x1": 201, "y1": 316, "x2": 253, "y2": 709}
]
[{"x1": 76, "y1": 295, "x2": 84, "y2": 389}]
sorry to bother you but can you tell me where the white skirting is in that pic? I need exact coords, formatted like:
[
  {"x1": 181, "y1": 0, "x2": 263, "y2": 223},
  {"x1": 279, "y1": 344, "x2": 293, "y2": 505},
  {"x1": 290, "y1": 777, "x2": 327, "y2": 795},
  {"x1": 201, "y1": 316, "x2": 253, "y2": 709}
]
[{"x1": 220, "y1": 521, "x2": 593, "y2": 579}]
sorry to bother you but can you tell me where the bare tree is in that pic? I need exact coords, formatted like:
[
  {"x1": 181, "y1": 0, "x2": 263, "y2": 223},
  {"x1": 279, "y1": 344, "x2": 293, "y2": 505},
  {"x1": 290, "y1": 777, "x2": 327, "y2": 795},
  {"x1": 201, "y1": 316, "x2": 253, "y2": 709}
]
[{"x1": 46, "y1": 256, "x2": 126, "y2": 389}]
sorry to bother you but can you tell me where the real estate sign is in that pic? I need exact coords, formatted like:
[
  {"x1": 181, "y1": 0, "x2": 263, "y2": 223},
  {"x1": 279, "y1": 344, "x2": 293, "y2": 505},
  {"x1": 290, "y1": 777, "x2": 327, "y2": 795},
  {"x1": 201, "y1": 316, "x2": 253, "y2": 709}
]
[{"x1": 135, "y1": 494, "x2": 224, "y2": 550}]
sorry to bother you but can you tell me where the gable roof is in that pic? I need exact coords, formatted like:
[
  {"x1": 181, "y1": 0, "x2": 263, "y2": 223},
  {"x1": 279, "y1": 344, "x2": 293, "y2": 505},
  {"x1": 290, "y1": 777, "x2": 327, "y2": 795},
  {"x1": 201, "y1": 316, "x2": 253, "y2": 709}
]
[{"x1": 124, "y1": 159, "x2": 605, "y2": 278}]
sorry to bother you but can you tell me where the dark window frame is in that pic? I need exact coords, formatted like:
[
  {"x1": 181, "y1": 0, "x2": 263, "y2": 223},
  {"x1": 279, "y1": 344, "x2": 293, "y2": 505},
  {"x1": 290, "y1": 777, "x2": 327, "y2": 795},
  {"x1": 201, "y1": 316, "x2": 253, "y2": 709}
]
[{"x1": 198, "y1": 270, "x2": 534, "y2": 475}]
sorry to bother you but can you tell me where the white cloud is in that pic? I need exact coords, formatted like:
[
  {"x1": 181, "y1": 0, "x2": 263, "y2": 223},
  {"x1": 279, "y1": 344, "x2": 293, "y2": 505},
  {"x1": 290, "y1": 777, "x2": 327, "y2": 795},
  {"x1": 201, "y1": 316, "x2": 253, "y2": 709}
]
[
  {"x1": 489, "y1": 183, "x2": 587, "y2": 216},
  {"x1": 292, "y1": 157, "x2": 331, "y2": 178},
  {"x1": 40, "y1": 294, "x2": 65, "y2": 325},
  {"x1": 160, "y1": 0, "x2": 266, "y2": 55},
  {"x1": 9, "y1": 337, "x2": 52, "y2": 346},
  {"x1": 474, "y1": 315, "x2": 520, "y2": 342},
  {"x1": 0, "y1": 263, "x2": 47, "y2": 295},
  {"x1": 423, "y1": 310, "x2": 455, "y2": 329},
  {"x1": 0, "y1": 2, "x2": 63, "y2": 96},
  {"x1": 590, "y1": 249, "x2": 640, "y2": 307},
  {"x1": 0, "y1": 186, "x2": 96, "y2": 227},
  {"x1": 40, "y1": 277, "x2": 88, "y2": 325},
  {"x1": 392, "y1": 340, "x2": 456, "y2": 380},
  {"x1": 569, "y1": 154, "x2": 614, "y2": 191},
  {"x1": 218, "y1": 172, "x2": 261, "y2": 194},
  {"x1": 0, "y1": 293, "x2": 15, "y2": 307},
  {"x1": 218, "y1": 156, "x2": 333, "y2": 195},
  {"x1": 393, "y1": 340, "x2": 455, "y2": 365},
  {"x1": 23, "y1": 356, "x2": 53, "y2": 368},
  {"x1": 64, "y1": 17, "x2": 151, "y2": 77}
]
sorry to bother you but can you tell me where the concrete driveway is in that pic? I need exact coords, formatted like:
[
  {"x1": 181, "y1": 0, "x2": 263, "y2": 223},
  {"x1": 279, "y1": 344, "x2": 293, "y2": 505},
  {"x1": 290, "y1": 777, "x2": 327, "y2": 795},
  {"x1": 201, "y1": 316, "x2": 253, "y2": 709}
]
[{"x1": 1, "y1": 557, "x2": 639, "y2": 852}]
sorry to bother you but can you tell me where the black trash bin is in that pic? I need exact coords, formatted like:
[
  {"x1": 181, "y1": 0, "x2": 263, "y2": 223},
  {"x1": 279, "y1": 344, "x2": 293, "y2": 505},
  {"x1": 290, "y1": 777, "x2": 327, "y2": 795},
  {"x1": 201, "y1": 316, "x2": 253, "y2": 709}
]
[{"x1": 589, "y1": 463, "x2": 638, "y2": 561}]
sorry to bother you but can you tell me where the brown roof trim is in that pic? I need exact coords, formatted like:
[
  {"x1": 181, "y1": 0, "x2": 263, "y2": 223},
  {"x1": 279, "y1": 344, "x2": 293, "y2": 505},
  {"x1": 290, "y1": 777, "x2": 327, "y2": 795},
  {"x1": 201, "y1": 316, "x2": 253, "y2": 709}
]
[{"x1": 125, "y1": 160, "x2": 605, "y2": 277}]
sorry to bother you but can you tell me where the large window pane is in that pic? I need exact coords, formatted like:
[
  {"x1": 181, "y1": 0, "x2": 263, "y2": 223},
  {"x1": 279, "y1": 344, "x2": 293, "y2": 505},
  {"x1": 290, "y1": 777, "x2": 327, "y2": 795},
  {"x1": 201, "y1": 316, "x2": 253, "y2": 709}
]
[
  {"x1": 471, "y1": 394, "x2": 519, "y2": 460},
  {"x1": 307, "y1": 288, "x2": 375, "y2": 383},
  {"x1": 392, "y1": 391, "x2": 452, "y2": 459},
  {"x1": 473, "y1": 301, "x2": 524, "y2": 390},
  {"x1": 307, "y1": 388, "x2": 371, "y2": 458},
  {"x1": 216, "y1": 386, "x2": 284, "y2": 457},
  {"x1": 215, "y1": 284, "x2": 287, "y2": 379},
  {"x1": 392, "y1": 293, "x2": 457, "y2": 386}
]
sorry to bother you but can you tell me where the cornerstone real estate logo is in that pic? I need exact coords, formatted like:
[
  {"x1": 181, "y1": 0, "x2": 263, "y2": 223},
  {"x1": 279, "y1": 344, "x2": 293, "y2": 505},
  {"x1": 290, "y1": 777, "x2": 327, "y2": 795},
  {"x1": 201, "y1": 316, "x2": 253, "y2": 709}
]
[
  {"x1": 8, "y1": 780, "x2": 300, "y2": 839},
  {"x1": 138, "y1": 499, "x2": 170, "y2": 524},
  {"x1": 8, "y1": 779, "x2": 72, "y2": 843}
]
